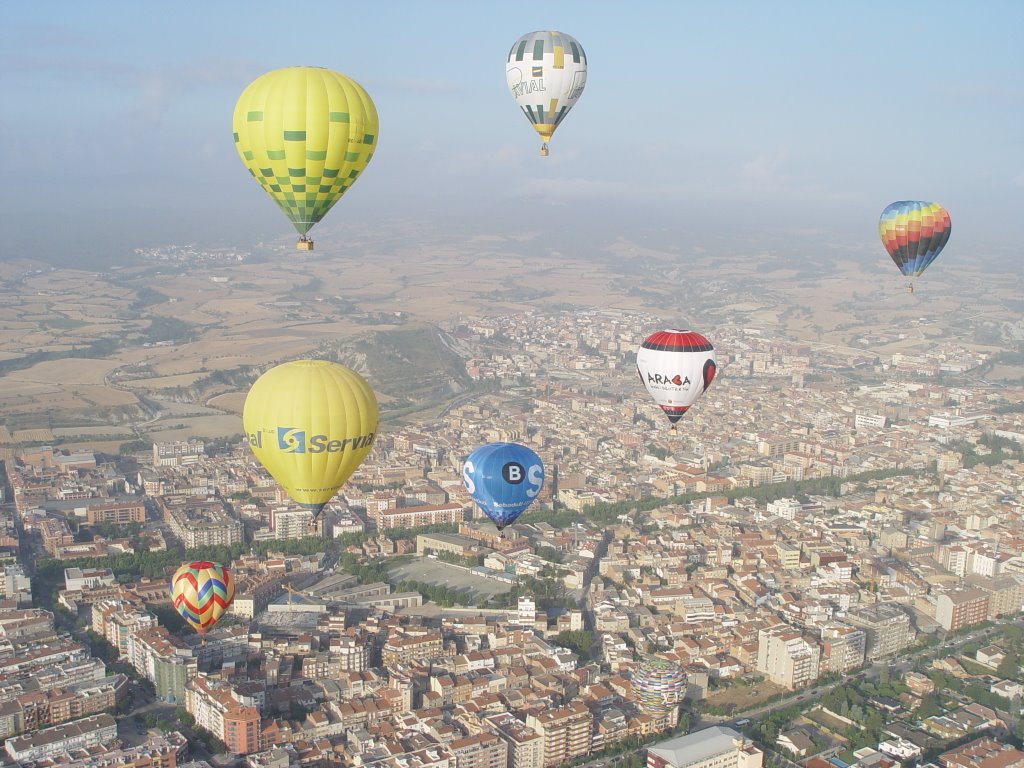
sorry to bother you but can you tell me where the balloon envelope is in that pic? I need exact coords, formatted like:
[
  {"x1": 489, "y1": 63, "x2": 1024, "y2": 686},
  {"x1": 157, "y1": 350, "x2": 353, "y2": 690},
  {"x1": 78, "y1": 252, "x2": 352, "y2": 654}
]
[
  {"x1": 232, "y1": 66, "x2": 379, "y2": 237},
  {"x1": 170, "y1": 561, "x2": 234, "y2": 635},
  {"x1": 506, "y1": 31, "x2": 587, "y2": 150},
  {"x1": 878, "y1": 201, "x2": 951, "y2": 278},
  {"x1": 634, "y1": 658, "x2": 686, "y2": 720},
  {"x1": 463, "y1": 442, "x2": 544, "y2": 530},
  {"x1": 636, "y1": 330, "x2": 717, "y2": 424},
  {"x1": 243, "y1": 360, "x2": 378, "y2": 518}
]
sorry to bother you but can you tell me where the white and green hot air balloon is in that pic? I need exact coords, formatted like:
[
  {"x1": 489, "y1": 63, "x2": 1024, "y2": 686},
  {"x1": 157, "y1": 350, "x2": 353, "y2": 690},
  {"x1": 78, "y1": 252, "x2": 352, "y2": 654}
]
[{"x1": 506, "y1": 30, "x2": 587, "y2": 156}]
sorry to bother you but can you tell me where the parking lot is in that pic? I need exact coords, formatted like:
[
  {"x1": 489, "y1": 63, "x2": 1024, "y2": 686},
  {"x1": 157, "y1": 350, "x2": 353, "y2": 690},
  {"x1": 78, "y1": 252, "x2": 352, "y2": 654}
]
[{"x1": 389, "y1": 558, "x2": 513, "y2": 601}]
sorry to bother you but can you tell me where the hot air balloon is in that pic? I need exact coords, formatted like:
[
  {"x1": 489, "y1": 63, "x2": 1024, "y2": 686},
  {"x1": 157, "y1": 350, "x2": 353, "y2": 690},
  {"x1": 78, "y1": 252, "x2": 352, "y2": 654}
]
[
  {"x1": 879, "y1": 201, "x2": 951, "y2": 293},
  {"x1": 506, "y1": 30, "x2": 587, "y2": 156},
  {"x1": 243, "y1": 360, "x2": 378, "y2": 521},
  {"x1": 633, "y1": 658, "x2": 686, "y2": 727},
  {"x1": 463, "y1": 442, "x2": 544, "y2": 530},
  {"x1": 233, "y1": 66, "x2": 379, "y2": 251},
  {"x1": 170, "y1": 561, "x2": 234, "y2": 637},
  {"x1": 636, "y1": 330, "x2": 717, "y2": 429}
]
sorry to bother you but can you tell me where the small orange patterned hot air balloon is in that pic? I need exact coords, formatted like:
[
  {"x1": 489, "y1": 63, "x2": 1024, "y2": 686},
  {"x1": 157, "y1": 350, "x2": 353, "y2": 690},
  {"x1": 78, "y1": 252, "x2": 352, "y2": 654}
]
[{"x1": 169, "y1": 561, "x2": 234, "y2": 636}]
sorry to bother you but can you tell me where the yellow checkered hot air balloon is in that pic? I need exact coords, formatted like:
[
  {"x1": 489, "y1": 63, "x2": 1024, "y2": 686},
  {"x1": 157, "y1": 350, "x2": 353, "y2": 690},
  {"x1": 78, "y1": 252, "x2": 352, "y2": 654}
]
[
  {"x1": 232, "y1": 67, "x2": 379, "y2": 250},
  {"x1": 243, "y1": 360, "x2": 378, "y2": 522}
]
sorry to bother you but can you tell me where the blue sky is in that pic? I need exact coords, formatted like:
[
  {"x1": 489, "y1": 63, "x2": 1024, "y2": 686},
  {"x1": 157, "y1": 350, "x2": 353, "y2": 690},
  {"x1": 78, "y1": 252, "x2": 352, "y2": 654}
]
[{"x1": 1, "y1": 1, "x2": 1021, "y2": 262}]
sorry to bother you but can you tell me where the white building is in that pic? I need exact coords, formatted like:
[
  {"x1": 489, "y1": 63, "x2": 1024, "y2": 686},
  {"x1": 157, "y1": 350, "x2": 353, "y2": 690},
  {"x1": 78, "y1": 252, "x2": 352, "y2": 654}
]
[
  {"x1": 756, "y1": 627, "x2": 820, "y2": 690},
  {"x1": 270, "y1": 507, "x2": 317, "y2": 540},
  {"x1": 152, "y1": 440, "x2": 205, "y2": 467},
  {"x1": 766, "y1": 498, "x2": 801, "y2": 520},
  {"x1": 647, "y1": 726, "x2": 764, "y2": 768},
  {"x1": 64, "y1": 567, "x2": 115, "y2": 591},
  {"x1": 854, "y1": 413, "x2": 887, "y2": 429},
  {"x1": 516, "y1": 596, "x2": 537, "y2": 627},
  {"x1": 5, "y1": 714, "x2": 117, "y2": 763},
  {"x1": 878, "y1": 739, "x2": 922, "y2": 760}
]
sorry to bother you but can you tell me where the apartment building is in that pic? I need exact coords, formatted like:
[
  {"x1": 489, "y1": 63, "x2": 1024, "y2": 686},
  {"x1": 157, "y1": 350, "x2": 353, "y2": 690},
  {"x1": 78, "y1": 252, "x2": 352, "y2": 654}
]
[
  {"x1": 374, "y1": 503, "x2": 468, "y2": 531},
  {"x1": 756, "y1": 627, "x2": 820, "y2": 690},
  {"x1": 820, "y1": 624, "x2": 867, "y2": 674},
  {"x1": 4, "y1": 714, "x2": 117, "y2": 764},
  {"x1": 484, "y1": 712, "x2": 543, "y2": 768},
  {"x1": 526, "y1": 700, "x2": 592, "y2": 767},
  {"x1": 844, "y1": 603, "x2": 914, "y2": 661},
  {"x1": 270, "y1": 507, "x2": 317, "y2": 540},
  {"x1": 382, "y1": 632, "x2": 444, "y2": 668},
  {"x1": 449, "y1": 732, "x2": 508, "y2": 768},
  {"x1": 152, "y1": 440, "x2": 205, "y2": 467},
  {"x1": 92, "y1": 598, "x2": 157, "y2": 658},
  {"x1": 127, "y1": 626, "x2": 197, "y2": 703},
  {"x1": 965, "y1": 574, "x2": 1024, "y2": 620},
  {"x1": 186, "y1": 675, "x2": 260, "y2": 755},
  {"x1": 936, "y1": 589, "x2": 990, "y2": 632},
  {"x1": 86, "y1": 499, "x2": 146, "y2": 525},
  {"x1": 158, "y1": 495, "x2": 243, "y2": 549}
]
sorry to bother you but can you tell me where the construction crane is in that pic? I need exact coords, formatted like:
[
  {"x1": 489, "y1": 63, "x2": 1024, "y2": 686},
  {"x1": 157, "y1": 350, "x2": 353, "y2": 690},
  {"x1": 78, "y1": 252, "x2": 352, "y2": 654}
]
[{"x1": 283, "y1": 583, "x2": 300, "y2": 613}]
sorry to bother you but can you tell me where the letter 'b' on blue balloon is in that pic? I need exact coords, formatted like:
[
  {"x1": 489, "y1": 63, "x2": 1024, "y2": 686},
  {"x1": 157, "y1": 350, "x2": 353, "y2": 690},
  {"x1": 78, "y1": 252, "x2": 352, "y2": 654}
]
[{"x1": 462, "y1": 442, "x2": 544, "y2": 530}]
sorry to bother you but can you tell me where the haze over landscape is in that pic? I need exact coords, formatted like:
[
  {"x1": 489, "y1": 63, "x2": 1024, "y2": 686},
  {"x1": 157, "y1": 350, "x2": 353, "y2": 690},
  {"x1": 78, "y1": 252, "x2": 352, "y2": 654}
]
[
  {"x1": 3, "y1": 2, "x2": 1023, "y2": 261},
  {"x1": 0, "y1": 3, "x2": 1022, "y2": 768}
]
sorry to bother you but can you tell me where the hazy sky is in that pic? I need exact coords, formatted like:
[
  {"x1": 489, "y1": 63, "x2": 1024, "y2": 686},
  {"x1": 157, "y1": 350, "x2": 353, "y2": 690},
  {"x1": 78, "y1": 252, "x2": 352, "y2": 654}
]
[{"x1": 1, "y1": 1, "x2": 1022, "y2": 262}]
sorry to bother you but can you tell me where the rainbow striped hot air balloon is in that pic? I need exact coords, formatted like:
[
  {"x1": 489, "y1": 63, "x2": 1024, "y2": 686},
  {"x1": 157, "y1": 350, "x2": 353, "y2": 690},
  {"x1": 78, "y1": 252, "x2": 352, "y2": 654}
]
[
  {"x1": 879, "y1": 201, "x2": 951, "y2": 279},
  {"x1": 170, "y1": 561, "x2": 234, "y2": 636}
]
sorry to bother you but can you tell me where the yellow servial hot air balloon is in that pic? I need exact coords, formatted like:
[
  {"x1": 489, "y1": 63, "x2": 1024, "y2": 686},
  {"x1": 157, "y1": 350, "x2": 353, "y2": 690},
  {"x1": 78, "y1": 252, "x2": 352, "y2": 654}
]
[
  {"x1": 232, "y1": 66, "x2": 379, "y2": 251},
  {"x1": 243, "y1": 360, "x2": 378, "y2": 521}
]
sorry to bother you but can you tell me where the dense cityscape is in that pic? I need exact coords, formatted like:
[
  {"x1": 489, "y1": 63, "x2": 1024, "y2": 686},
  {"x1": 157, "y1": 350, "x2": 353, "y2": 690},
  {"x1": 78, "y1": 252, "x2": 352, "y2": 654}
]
[
  {"x1": 0, "y1": 302, "x2": 1021, "y2": 768},
  {"x1": 2, "y1": 3, "x2": 1022, "y2": 768}
]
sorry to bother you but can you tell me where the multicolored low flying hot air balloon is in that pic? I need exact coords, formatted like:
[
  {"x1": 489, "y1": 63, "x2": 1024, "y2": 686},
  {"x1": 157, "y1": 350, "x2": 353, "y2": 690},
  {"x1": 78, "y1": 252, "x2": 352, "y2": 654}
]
[
  {"x1": 170, "y1": 561, "x2": 234, "y2": 636},
  {"x1": 233, "y1": 66, "x2": 379, "y2": 250},
  {"x1": 879, "y1": 201, "x2": 951, "y2": 290},
  {"x1": 463, "y1": 442, "x2": 544, "y2": 530},
  {"x1": 243, "y1": 360, "x2": 378, "y2": 521},
  {"x1": 636, "y1": 330, "x2": 717, "y2": 429},
  {"x1": 506, "y1": 30, "x2": 587, "y2": 156},
  {"x1": 633, "y1": 658, "x2": 686, "y2": 725}
]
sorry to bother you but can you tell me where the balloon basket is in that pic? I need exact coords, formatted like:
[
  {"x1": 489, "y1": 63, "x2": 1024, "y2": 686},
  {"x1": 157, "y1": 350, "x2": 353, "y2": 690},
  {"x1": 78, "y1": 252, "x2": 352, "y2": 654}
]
[
  {"x1": 540, "y1": 144, "x2": 549, "y2": 157},
  {"x1": 297, "y1": 238, "x2": 314, "y2": 251}
]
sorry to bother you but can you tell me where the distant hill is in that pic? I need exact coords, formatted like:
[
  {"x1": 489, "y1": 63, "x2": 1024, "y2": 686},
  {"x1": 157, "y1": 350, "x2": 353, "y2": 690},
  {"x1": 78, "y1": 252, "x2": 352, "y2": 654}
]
[{"x1": 314, "y1": 325, "x2": 473, "y2": 414}]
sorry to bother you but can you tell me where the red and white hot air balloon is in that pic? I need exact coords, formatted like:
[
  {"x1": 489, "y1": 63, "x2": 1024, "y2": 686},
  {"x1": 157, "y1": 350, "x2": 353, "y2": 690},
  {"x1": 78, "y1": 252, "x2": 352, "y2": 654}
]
[{"x1": 636, "y1": 329, "x2": 717, "y2": 429}]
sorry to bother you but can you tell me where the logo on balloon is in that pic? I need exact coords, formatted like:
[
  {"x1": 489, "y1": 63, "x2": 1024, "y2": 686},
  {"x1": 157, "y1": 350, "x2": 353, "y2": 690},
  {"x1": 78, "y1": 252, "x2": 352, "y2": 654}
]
[
  {"x1": 647, "y1": 372, "x2": 691, "y2": 390},
  {"x1": 502, "y1": 462, "x2": 525, "y2": 484},
  {"x1": 278, "y1": 427, "x2": 307, "y2": 453},
  {"x1": 524, "y1": 464, "x2": 543, "y2": 498},
  {"x1": 276, "y1": 427, "x2": 375, "y2": 454}
]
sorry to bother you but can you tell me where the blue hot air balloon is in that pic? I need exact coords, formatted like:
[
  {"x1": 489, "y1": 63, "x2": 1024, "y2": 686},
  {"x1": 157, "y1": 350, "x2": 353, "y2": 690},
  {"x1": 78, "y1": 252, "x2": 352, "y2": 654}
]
[{"x1": 462, "y1": 442, "x2": 544, "y2": 530}]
